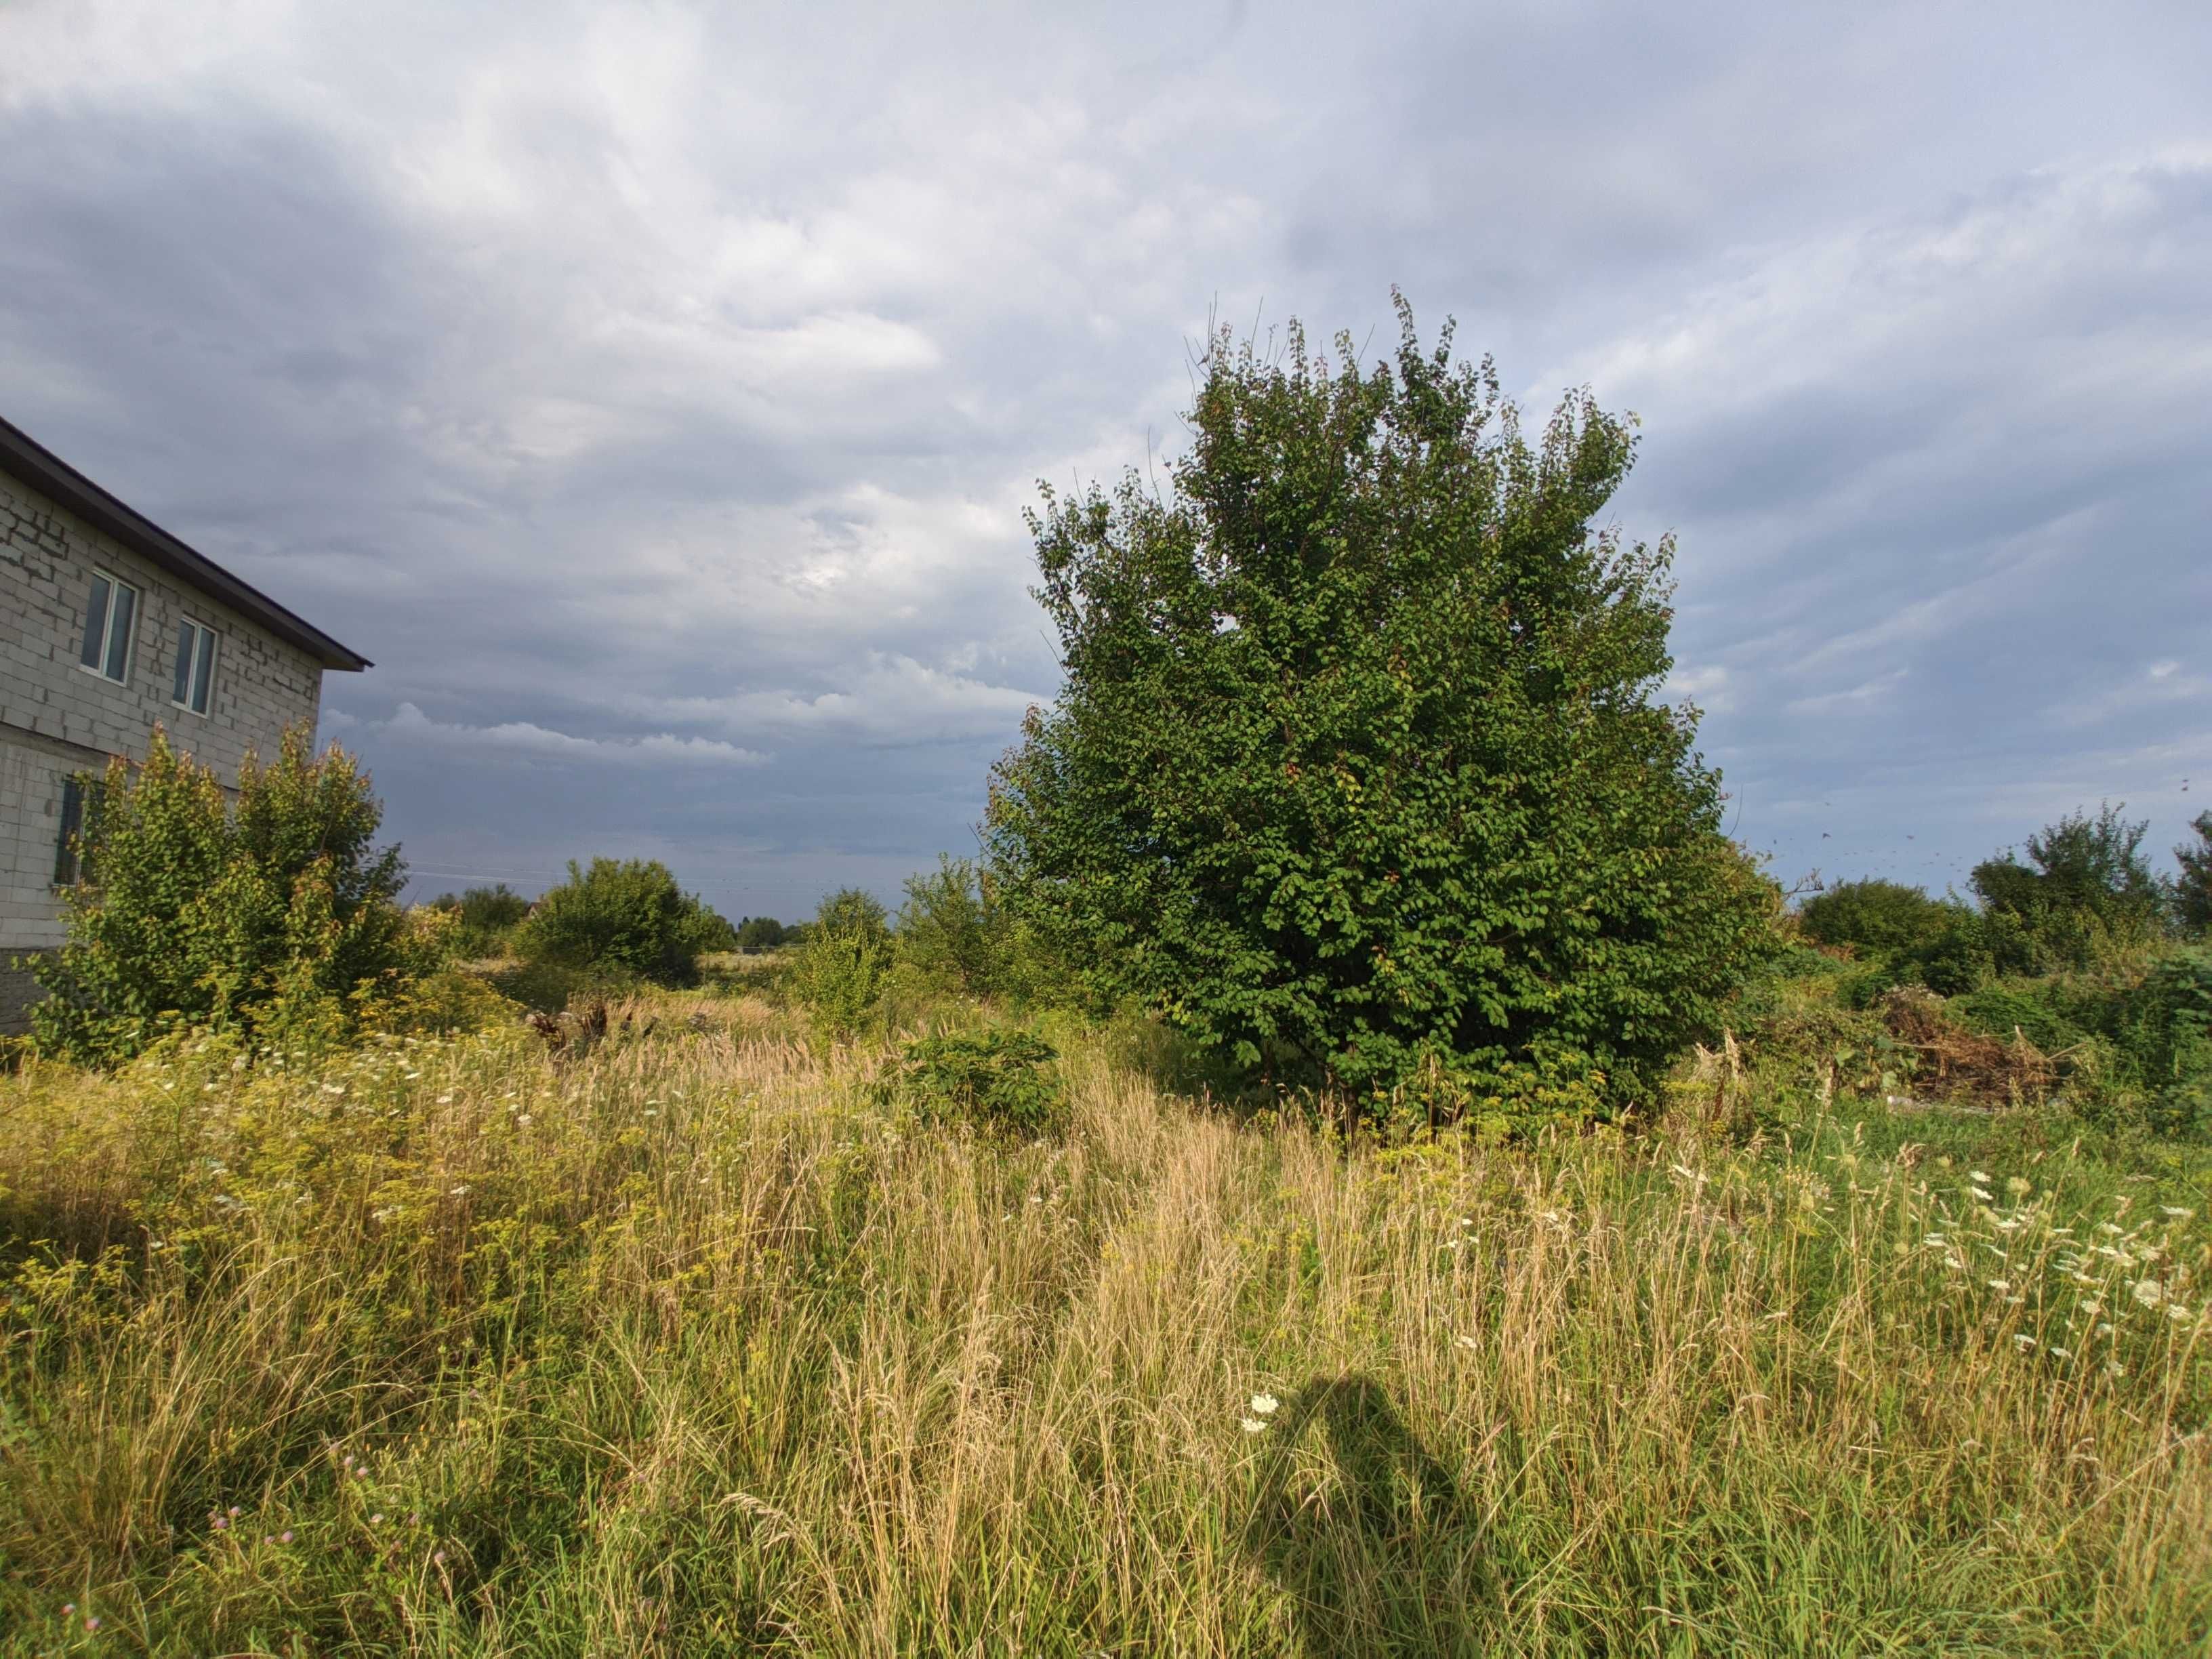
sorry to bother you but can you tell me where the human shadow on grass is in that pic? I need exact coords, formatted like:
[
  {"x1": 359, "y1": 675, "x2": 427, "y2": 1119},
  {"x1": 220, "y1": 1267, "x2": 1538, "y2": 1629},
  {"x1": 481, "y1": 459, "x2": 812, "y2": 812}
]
[{"x1": 1242, "y1": 1376, "x2": 1502, "y2": 1657}]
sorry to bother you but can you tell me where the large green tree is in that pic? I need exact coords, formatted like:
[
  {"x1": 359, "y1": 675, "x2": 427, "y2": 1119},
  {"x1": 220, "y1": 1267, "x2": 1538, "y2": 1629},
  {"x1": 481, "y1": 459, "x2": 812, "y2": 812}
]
[{"x1": 987, "y1": 298, "x2": 1770, "y2": 1120}]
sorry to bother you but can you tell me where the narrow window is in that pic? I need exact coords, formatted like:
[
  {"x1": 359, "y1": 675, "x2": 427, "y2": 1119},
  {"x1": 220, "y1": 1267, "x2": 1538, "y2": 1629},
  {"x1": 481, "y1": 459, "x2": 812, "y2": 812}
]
[
  {"x1": 78, "y1": 569, "x2": 140, "y2": 683},
  {"x1": 173, "y1": 618, "x2": 220, "y2": 714},
  {"x1": 54, "y1": 777, "x2": 86, "y2": 886}
]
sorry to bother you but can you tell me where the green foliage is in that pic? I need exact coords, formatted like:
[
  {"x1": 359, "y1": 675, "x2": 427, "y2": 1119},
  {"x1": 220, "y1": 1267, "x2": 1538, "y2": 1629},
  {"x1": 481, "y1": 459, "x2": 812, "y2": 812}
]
[
  {"x1": 882, "y1": 1025, "x2": 1065, "y2": 1139},
  {"x1": 512, "y1": 859, "x2": 717, "y2": 986},
  {"x1": 987, "y1": 295, "x2": 1774, "y2": 1120},
  {"x1": 894, "y1": 855, "x2": 1007, "y2": 996},
  {"x1": 428, "y1": 883, "x2": 531, "y2": 958},
  {"x1": 28, "y1": 726, "x2": 417, "y2": 1063},
  {"x1": 1970, "y1": 803, "x2": 2168, "y2": 972},
  {"x1": 2175, "y1": 811, "x2": 2212, "y2": 935},
  {"x1": 1797, "y1": 879, "x2": 1960, "y2": 958},
  {"x1": 790, "y1": 888, "x2": 892, "y2": 1042},
  {"x1": 735, "y1": 914, "x2": 790, "y2": 949}
]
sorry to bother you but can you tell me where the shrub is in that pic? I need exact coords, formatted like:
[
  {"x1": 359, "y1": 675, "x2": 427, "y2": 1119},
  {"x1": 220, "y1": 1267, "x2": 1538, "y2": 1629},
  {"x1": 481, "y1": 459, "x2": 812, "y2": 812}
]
[
  {"x1": 1970, "y1": 804, "x2": 2168, "y2": 970},
  {"x1": 987, "y1": 297, "x2": 1774, "y2": 1121},
  {"x1": 428, "y1": 883, "x2": 531, "y2": 958},
  {"x1": 884, "y1": 1027, "x2": 1064, "y2": 1139},
  {"x1": 1797, "y1": 879, "x2": 1959, "y2": 958},
  {"x1": 512, "y1": 859, "x2": 718, "y2": 986},
  {"x1": 894, "y1": 855, "x2": 1008, "y2": 996},
  {"x1": 790, "y1": 888, "x2": 892, "y2": 1042},
  {"x1": 2176, "y1": 812, "x2": 2211, "y2": 936},
  {"x1": 28, "y1": 725, "x2": 417, "y2": 1063},
  {"x1": 735, "y1": 916, "x2": 790, "y2": 949}
]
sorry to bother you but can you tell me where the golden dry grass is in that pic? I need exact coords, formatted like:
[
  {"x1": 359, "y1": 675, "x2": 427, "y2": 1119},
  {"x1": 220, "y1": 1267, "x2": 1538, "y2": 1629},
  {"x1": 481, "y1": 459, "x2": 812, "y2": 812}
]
[{"x1": 1, "y1": 993, "x2": 2208, "y2": 1654}]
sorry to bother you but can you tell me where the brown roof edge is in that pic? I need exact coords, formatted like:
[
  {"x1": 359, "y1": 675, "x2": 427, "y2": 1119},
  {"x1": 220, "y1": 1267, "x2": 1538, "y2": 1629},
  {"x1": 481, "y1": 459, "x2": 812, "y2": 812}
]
[{"x1": 0, "y1": 414, "x2": 373, "y2": 672}]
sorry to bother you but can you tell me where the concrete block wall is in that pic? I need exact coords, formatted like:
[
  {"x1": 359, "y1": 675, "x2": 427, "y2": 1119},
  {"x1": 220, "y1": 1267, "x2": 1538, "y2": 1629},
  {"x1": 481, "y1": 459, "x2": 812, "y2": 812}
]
[{"x1": 0, "y1": 469, "x2": 327, "y2": 968}]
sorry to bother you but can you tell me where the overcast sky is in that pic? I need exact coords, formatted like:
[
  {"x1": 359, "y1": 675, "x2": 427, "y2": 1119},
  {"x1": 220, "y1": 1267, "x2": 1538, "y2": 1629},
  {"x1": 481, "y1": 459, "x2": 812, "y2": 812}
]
[{"x1": 3, "y1": 1, "x2": 2207, "y2": 920}]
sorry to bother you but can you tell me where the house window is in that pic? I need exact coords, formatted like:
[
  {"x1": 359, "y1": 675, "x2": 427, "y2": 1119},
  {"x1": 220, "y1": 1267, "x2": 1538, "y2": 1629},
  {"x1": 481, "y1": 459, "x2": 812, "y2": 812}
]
[
  {"x1": 173, "y1": 618, "x2": 219, "y2": 714},
  {"x1": 78, "y1": 569, "x2": 139, "y2": 683},
  {"x1": 54, "y1": 775, "x2": 102, "y2": 886}
]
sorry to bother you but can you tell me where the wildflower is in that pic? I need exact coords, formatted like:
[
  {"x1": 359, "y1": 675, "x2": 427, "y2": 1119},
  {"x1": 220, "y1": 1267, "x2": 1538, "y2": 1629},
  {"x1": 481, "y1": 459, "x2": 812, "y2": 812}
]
[
  {"x1": 2015, "y1": 1334, "x2": 2035, "y2": 1350},
  {"x1": 516, "y1": 1114, "x2": 532, "y2": 1126},
  {"x1": 437, "y1": 1094, "x2": 453, "y2": 1105},
  {"x1": 2132, "y1": 1279, "x2": 2165, "y2": 1308},
  {"x1": 2081, "y1": 1298, "x2": 2104, "y2": 1317},
  {"x1": 1995, "y1": 1218, "x2": 2021, "y2": 1232},
  {"x1": 434, "y1": 1550, "x2": 448, "y2": 1565},
  {"x1": 212, "y1": 1515, "x2": 228, "y2": 1531},
  {"x1": 1440, "y1": 1238, "x2": 1462, "y2": 1252},
  {"x1": 1923, "y1": 1233, "x2": 1946, "y2": 1246},
  {"x1": 2161, "y1": 1206, "x2": 2193, "y2": 1219},
  {"x1": 2049, "y1": 1346, "x2": 2071, "y2": 1359},
  {"x1": 449, "y1": 1185, "x2": 471, "y2": 1197},
  {"x1": 85, "y1": 1615, "x2": 101, "y2": 1632},
  {"x1": 1455, "y1": 1334, "x2": 1479, "y2": 1351},
  {"x1": 63, "y1": 1603, "x2": 75, "y2": 1615},
  {"x1": 1249, "y1": 1393, "x2": 1279, "y2": 1416},
  {"x1": 1987, "y1": 1279, "x2": 2011, "y2": 1293},
  {"x1": 2007, "y1": 1176, "x2": 2032, "y2": 1196},
  {"x1": 370, "y1": 1513, "x2": 384, "y2": 1525},
  {"x1": 1241, "y1": 1417, "x2": 1269, "y2": 1433},
  {"x1": 1971, "y1": 1187, "x2": 1996, "y2": 1204},
  {"x1": 2099, "y1": 1223, "x2": 2124, "y2": 1236},
  {"x1": 2097, "y1": 1324, "x2": 2114, "y2": 1337},
  {"x1": 2169, "y1": 1304, "x2": 2193, "y2": 1324},
  {"x1": 279, "y1": 1530, "x2": 294, "y2": 1544}
]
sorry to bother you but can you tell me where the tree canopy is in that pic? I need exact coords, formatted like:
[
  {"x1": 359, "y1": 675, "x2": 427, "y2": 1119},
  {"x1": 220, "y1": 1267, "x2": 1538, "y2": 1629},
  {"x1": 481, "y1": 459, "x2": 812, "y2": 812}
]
[{"x1": 987, "y1": 297, "x2": 1770, "y2": 1121}]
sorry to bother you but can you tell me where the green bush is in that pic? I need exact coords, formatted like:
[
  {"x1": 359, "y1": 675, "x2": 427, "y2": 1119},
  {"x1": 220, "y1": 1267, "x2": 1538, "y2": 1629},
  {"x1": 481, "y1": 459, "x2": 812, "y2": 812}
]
[
  {"x1": 884, "y1": 1026, "x2": 1065, "y2": 1139},
  {"x1": 512, "y1": 858, "x2": 718, "y2": 986},
  {"x1": 28, "y1": 725, "x2": 418, "y2": 1063},
  {"x1": 1970, "y1": 804, "x2": 2169, "y2": 972},
  {"x1": 735, "y1": 916, "x2": 790, "y2": 949},
  {"x1": 790, "y1": 888, "x2": 892, "y2": 1042},
  {"x1": 1797, "y1": 880, "x2": 1959, "y2": 958},
  {"x1": 428, "y1": 883, "x2": 531, "y2": 958},
  {"x1": 986, "y1": 296, "x2": 1774, "y2": 1122},
  {"x1": 2176, "y1": 812, "x2": 2211, "y2": 936},
  {"x1": 894, "y1": 855, "x2": 1007, "y2": 996}
]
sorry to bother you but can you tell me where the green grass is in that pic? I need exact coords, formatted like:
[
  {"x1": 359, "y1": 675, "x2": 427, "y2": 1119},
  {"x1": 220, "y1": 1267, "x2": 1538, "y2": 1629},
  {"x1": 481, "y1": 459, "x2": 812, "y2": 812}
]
[{"x1": 1, "y1": 987, "x2": 2207, "y2": 1656}]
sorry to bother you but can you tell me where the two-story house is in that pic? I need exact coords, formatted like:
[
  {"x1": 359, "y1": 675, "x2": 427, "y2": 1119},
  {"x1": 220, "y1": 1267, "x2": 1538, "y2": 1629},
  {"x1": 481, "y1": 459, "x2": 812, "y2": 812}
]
[{"x1": 0, "y1": 415, "x2": 371, "y2": 1030}]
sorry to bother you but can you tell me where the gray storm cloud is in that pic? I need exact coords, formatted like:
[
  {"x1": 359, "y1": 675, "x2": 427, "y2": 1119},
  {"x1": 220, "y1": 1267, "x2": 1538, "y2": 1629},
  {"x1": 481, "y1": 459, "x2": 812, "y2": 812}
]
[{"x1": 3, "y1": 0, "x2": 2207, "y2": 917}]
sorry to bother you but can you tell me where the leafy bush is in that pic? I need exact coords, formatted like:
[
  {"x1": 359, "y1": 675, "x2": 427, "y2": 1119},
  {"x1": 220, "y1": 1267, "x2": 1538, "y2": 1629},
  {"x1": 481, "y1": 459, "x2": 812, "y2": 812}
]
[
  {"x1": 884, "y1": 1026, "x2": 1064, "y2": 1139},
  {"x1": 1797, "y1": 880, "x2": 1960, "y2": 959},
  {"x1": 428, "y1": 883, "x2": 530, "y2": 958},
  {"x1": 512, "y1": 859, "x2": 718, "y2": 986},
  {"x1": 987, "y1": 296, "x2": 1774, "y2": 1121},
  {"x1": 894, "y1": 855, "x2": 1007, "y2": 996},
  {"x1": 735, "y1": 916, "x2": 790, "y2": 949},
  {"x1": 790, "y1": 888, "x2": 892, "y2": 1042},
  {"x1": 2176, "y1": 812, "x2": 2211, "y2": 935},
  {"x1": 28, "y1": 726, "x2": 418, "y2": 1064},
  {"x1": 1970, "y1": 804, "x2": 2168, "y2": 971}
]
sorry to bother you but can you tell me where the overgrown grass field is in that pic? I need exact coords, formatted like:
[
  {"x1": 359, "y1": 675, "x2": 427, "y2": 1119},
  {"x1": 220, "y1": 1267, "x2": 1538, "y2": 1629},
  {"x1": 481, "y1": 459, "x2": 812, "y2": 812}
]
[{"x1": 2, "y1": 990, "x2": 2209, "y2": 1655}]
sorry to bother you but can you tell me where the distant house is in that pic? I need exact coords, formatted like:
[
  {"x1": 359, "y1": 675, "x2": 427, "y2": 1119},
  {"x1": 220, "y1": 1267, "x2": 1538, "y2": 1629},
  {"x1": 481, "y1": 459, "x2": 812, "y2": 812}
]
[{"x1": 0, "y1": 416, "x2": 371, "y2": 1029}]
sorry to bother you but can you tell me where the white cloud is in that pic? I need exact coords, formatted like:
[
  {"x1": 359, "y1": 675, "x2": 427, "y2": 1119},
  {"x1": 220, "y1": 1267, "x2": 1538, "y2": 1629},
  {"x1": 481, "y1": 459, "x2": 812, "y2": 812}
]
[{"x1": 380, "y1": 702, "x2": 768, "y2": 766}]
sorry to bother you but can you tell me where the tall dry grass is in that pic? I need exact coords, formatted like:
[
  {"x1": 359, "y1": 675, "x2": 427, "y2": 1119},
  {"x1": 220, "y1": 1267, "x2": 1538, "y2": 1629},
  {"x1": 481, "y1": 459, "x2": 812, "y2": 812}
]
[{"x1": 1, "y1": 994, "x2": 2207, "y2": 1655}]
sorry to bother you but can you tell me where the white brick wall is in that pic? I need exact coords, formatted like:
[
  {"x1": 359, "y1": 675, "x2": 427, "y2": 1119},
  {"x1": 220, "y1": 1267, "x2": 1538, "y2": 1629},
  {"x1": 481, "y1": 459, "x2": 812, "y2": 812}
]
[{"x1": 0, "y1": 470, "x2": 327, "y2": 955}]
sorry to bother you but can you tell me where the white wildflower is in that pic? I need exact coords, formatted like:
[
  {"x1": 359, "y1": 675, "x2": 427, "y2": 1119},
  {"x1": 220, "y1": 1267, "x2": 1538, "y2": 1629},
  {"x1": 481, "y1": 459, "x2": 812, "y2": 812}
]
[
  {"x1": 2160, "y1": 1206, "x2": 2193, "y2": 1219},
  {"x1": 1249, "y1": 1393, "x2": 1279, "y2": 1416},
  {"x1": 2131, "y1": 1280, "x2": 2165, "y2": 1307},
  {"x1": 1970, "y1": 1170, "x2": 1991, "y2": 1183},
  {"x1": 1241, "y1": 1417, "x2": 1269, "y2": 1434},
  {"x1": 1988, "y1": 1279, "x2": 2011, "y2": 1293}
]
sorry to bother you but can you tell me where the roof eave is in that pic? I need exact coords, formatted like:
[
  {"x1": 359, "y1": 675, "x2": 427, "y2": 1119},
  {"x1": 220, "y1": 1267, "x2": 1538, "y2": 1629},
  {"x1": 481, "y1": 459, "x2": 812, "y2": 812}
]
[{"x1": 0, "y1": 415, "x2": 373, "y2": 673}]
